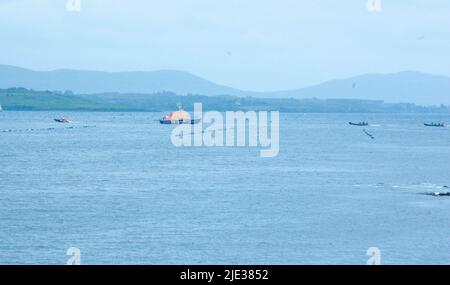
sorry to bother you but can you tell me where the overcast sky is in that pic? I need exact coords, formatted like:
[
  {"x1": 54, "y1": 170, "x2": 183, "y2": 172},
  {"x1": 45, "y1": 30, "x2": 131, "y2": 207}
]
[{"x1": 0, "y1": 0, "x2": 449, "y2": 91}]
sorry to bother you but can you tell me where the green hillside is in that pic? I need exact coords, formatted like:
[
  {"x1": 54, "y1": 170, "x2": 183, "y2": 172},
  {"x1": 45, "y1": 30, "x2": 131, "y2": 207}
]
[
  {"x1": 1, "y1": 87, "x2": 449, "y2": 113},
  {"x1": 0, "y1": 88, "x2": 117, "y2": 111}
]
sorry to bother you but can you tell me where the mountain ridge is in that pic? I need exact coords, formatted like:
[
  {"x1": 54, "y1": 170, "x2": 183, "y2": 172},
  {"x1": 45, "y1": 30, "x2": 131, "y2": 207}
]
[{"x1": 1, "y1": 64, "x2": 449, "y2": 105}]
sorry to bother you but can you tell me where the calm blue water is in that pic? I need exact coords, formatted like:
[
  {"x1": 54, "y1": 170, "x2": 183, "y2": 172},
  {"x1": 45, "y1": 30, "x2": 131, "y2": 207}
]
[{"x1": 0, "y1": 111, "x2": 449, "y2": 264}]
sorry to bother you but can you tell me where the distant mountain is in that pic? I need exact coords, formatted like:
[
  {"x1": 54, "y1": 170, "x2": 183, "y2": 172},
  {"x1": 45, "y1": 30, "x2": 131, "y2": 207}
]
[
  {"x1": 0, "y1": 64, "x2": 244, "y2": 97},
  {"x1": 269, "y1": 71, "x2": 450, "y2": 106},
  {"x1": 1, "y1": 65, "x2": 449, "y2": 105}
]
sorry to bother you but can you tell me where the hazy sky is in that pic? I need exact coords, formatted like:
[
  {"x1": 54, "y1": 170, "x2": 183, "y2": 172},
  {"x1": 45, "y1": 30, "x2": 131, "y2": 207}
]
[{"x1": 0, "y1": 0, "x2": 449, "y2": 91}]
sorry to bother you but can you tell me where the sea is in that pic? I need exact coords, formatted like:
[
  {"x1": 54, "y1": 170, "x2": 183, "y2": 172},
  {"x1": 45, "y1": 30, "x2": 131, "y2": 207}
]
[{"x1": 0, "y1": 111, "x2": 449, "y2": 264}]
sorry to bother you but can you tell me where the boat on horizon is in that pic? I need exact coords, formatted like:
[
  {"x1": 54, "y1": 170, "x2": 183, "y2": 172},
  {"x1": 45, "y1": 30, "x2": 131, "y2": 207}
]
[
  {"x1": 54, "y1": 117, "x2": 71, "y2": 123},
  {"x1": 421, "y1": 191, "x2": 450, "y2": 197},
  {"x1": 349, "y1": 121, "x2": 368, "y2": 126},
  {"x1": 424, "y1": 122, "x2": 444, "y2": 127},
  {"x1": 159, "y1": 107, "x2": 200, "y2": 125}
]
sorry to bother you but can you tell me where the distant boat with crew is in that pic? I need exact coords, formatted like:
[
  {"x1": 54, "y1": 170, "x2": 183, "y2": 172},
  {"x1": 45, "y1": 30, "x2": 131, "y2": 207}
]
[
  {"x1": 159, "y1": 106, "x2": 200, "y2": 125},
  {"x1": 421, "y1": 191, "x2": 450, "y2": 197},
  {"x1": 54, "y1": 117, "x2": 71, "y2": 123},
  {"x1": 349, "y1": 121, "x2": 368, "y2": 126},
  {"x1": 424, "y1": 122, "x2": 444, "y2": 127}
]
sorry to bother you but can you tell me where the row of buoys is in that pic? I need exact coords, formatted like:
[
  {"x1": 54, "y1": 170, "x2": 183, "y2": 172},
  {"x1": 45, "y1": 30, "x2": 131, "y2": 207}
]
[
  {"x1": 176, "y1": 127, "x2": 235, "y2": 137},
  {"x1": 1, "y1": 125, "x2": 95, "y2": 133}
]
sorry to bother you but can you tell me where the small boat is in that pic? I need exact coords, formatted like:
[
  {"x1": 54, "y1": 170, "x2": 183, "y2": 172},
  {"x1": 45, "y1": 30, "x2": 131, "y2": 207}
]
[
  {"x1": 159, "y1": 107, "x2": 200, "y2": 125},
  {"x1": 54, "y1": 118, "x2": 71, "y2": 123},
  {"x1": 422, "y1": 192, "x2": 450, "y2": 197},
  {"x1": 424, "y1": 123, "x2": 444, "y2": 127},
  {"x1": 349, "y1": 122, "x2": 368, "y2": 126}
]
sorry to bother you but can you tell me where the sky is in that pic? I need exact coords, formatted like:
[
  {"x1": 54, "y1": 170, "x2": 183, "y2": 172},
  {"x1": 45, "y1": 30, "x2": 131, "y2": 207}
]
[{"x1": 0, "y1": 0, "x2": 449, "y2": 91}]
